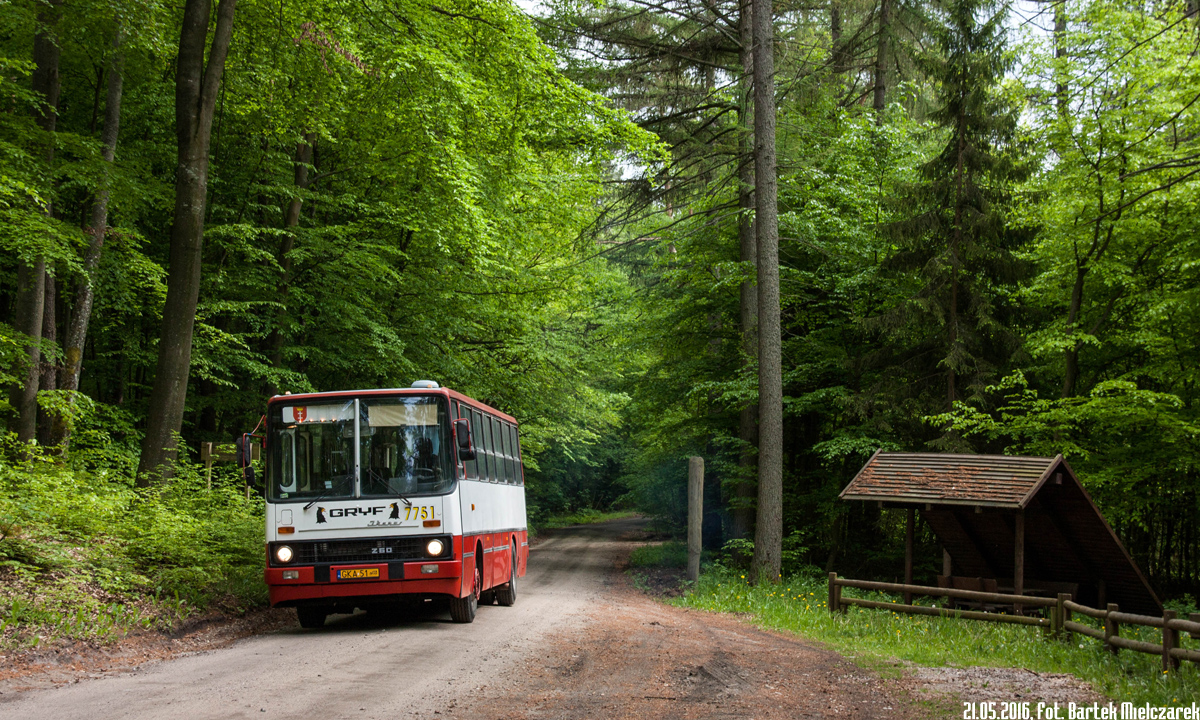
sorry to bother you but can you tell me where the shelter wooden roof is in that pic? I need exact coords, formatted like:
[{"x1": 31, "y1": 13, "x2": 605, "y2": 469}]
[
  {"x1": 839, "y1": 451, "x2": 1161, "y2": 615},
  {"x1": 839, "y1": 452, "x2": 1056, "y2": 508}
]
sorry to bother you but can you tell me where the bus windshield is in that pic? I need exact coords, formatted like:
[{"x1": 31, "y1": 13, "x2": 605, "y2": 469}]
[{"x1": 268, "y1": 395, "x2": 455, "y2": 501}]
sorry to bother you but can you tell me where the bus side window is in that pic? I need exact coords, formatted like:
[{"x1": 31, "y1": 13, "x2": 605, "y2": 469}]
[
  {"x1": 495, "y1": 417, "x2": 508, "y2": 483},
  {"x1": 501, "y1": 422, "x2": 514, "y2": 484},
  {"x1": 489, "y1": 416, "x2": 502, "y2": 483},
  {"x1": 462, "y1": 405, "x2": 477, "y2": 480},
  {"x1": 489, "y1": 415, "x2": 501, "y2": 483},
  {"x1": 496, "y1": 421, "x2": 508, "y2": 484},
  {"x1": 473, "y1": 409, "x2": 490, "y2": 481},
  {"x1": 486, "y1": 414, "x2": 499, "y2": 482},
  {"x1": 511, "y1": 422, "x2": 520, "y2": 484},
  {"x1": 511, "y1": 425, "x2": 523, "y2": 485}
]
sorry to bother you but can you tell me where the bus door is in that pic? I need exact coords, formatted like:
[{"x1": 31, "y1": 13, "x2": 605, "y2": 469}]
[{"x1": 454, "y1": 401, "x2": 482, "y2": 595}]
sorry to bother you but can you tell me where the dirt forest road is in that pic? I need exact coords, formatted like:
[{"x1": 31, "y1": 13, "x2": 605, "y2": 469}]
[{"x1": 0, "y1": 518, "x2": 928, "y2": 720}]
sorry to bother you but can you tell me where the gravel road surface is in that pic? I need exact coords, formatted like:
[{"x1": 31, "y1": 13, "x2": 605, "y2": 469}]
[{"x1": 1, "y1": 519, "x2": 636, "y2": 720}]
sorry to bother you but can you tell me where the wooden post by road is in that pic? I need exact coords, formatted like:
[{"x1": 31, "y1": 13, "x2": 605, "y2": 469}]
[
  {"x1": 687, "y1": 456, "x2": 703, "y2": 583},
  {"x1": 201, "y1": 442, "x2": 214, "y2": 491}
]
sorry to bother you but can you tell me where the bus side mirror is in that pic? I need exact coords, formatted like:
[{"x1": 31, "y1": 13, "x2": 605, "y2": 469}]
[
  {"x1": 236, "y1": 434, "x2": 260, "y2": 490},
  {"x1": 454, "y1": 418, "x2": 475, "y2": 460},
  {"x1": 236, "y1": 435, "x2": 252, "y2": 468}
]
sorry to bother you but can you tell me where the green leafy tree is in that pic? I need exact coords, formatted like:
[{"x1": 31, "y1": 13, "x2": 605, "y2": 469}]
[{"x1": 879, "y1": 0, "x2": 1030, "y2": 440}]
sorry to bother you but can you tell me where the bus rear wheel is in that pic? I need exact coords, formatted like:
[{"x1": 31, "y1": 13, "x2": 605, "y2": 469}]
[
  {"x1": 496, "y1": 546, "x2": 517, "y2": 607},
  {"x1": 450, "y1": 564, "x2": 480, "y2": 623},
  {"x1": 296, "y1": 605, "x2": 328, "y2": 629}
]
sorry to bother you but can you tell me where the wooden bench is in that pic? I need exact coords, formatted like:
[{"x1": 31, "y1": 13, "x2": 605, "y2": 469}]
[{"x1": 937, "y1": 575, "x2": 1001, "y2": 611}]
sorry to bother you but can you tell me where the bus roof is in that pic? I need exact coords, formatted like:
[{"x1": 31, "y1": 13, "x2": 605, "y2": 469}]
[{"x1": 267, "y1": 387, "x2": 518, "y2": 424}]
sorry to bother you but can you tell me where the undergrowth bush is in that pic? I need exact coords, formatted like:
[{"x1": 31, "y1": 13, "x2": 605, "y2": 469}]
[{"x1": 0, "y1": 427, "x2": 265, "y2": 651}]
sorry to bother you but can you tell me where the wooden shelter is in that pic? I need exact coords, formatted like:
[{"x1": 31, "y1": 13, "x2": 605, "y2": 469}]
[{"x1": 839, "y1": 451, "x2": 1161, "y2": 614}]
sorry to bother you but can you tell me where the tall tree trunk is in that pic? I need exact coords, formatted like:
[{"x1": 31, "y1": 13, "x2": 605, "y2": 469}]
[
  {"x1": 267, "y1": 134, "x2": 314, "y2": 394},
  {"x1": 732, "y1": 0, "x2": 758, "y2": 545},
  {"x1": 872, "y1": 0, "x2": 891, "y2": 123},
  {"x1": 36, "y1": 276, "x2": 56, "y2": 445},
  {"x1": 138, "y1": 0, "x2": 238, "y2": 481},
  {"x1": 10, "y1": 261, "x2": 46, "y2": 442},
  {"x1": 831, "y1": 0, "x2": 845, "y2": 74},
  {"x1": 948, "y1": 115, "x2": 966, "y2": 409},
  {"x1": 9, "y1": 0, "x2": 64, "y2": 443},
  {"x1": 1053, "y1": 3, "x2": 1068, "y2": 119},
  {"x1": 751, "y1": 0, "x2": 782, "y2": 585},
  {"x1": 57, "y1": 38, "x2": 124, "y2": 448}
]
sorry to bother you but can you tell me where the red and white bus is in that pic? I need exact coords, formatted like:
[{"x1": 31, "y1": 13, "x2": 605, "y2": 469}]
[{"x1": 260, "y1": 381, "x2": 527, "y2": 627}]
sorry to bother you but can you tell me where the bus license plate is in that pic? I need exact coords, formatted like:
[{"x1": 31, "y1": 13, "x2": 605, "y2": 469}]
[{"x1": 336, "y1": 568, "x2": 380, "y2": 580}]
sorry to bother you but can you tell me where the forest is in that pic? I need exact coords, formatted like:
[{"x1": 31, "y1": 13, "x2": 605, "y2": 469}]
[{"x1": 1, "y1": 0, "x2": 1198, "y2": 635}]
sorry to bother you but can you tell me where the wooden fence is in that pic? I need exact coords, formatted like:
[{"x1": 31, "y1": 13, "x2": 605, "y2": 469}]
[{"x1": 828, "y1": 573, "x2": 1200, "y2": 672}]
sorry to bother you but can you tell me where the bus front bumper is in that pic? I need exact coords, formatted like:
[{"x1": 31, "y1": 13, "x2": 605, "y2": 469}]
[{"x1": 265, "y1": 559, "x2": 463, "y2": 606}]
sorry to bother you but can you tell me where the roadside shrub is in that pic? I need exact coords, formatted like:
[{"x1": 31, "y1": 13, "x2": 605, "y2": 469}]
[{"x1": 0, "y1": 427, "x2": 266, "y2": 649}]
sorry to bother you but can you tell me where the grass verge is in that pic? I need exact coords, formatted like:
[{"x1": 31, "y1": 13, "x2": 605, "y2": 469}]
[
  {"x1": 675, "y1": 568, "x2": 1199, "y2": 707},
  {"x1": 629, "y1": 539, "x2": 687, "y2": 568}
]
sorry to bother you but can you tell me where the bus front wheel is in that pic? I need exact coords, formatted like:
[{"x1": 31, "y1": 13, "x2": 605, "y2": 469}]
[
  {"x1": 297, "y1": 605, "x2": 328, "y2": 629},
  {"x1": 450, "y1": 564, "x2": 480, "y2": 623}
]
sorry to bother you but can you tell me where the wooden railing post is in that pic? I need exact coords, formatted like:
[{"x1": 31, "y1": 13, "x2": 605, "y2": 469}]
[
  {"x1": 1106, "y1": 603, "x2": 1120, "y2": 655},
  {"x1": 827, "y1": 572, "x2": 845, "y2": 615},
  {"x1": 1163, "y1": 609, "x2": 1180, "y2": 672},
  {"x1": 1058, "y1": 593, "x2": 1072, "y2": 641}
]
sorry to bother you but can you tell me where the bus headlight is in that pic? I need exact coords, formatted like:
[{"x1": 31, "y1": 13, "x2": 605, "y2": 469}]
[
  {"x1": 425, "y1": 539, "x2": 444, "y2": 557},
  {"x1": 275, "y1": 545, "x2": 294, "y2": 564}
]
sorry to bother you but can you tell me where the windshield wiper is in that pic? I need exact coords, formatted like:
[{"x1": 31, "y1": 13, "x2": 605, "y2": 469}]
[
  {"x1": 303, "y1": 489, "x2": 331, "y2": 511},
  {"x1": 363, "y1": 468, "x2": 412, "y2": 508}
]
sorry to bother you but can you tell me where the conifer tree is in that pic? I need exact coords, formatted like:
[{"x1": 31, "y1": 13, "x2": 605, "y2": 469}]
[{"x1": 880, "y1": 0, "x2": 1029, "y2": 434}]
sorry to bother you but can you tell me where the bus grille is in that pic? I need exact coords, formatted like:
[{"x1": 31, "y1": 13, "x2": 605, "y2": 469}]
[{"x1": 271, "y1": 535, "x2": 452, "y2": 566}]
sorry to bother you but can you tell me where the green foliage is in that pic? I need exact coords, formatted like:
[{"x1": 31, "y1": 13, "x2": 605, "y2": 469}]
[
  {"x1": 0, "y1": 429, "x2": 265, "y2": 648},
  {"x1": 542, "y1": 0, "x2": 1200, "y2": 611}
]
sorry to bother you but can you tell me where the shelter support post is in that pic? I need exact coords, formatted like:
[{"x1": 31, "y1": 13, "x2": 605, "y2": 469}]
[
  {"x1": 1013, "y1": 510, "x2": 1025, "y2": 615},
  {"x1": 904, "y1": 508, "x2": 914, "y2": 604},
  {"x1": 942, "y1": 547, "x2": 951, "y2": 577}
]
